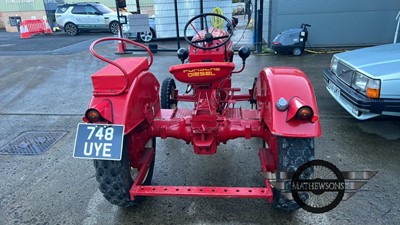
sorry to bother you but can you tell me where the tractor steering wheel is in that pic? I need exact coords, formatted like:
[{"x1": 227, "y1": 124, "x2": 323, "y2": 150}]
[{"x1": 184, "y1": 13, "x2": 233, "y2": 50}]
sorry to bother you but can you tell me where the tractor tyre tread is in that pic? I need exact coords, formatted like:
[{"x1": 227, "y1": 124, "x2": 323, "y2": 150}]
[
  {"x1": 251, "y1": 77, "x2": 257, "y2": 109},
  {"x1": 273, "y1": 137, "x2": 314, "y2": 212},
  {"x1": 93, "y1": 137, "x2": 155, "y2": 207},
  {"x1": 161, "y1": 78, "x2": 176, "y2": 109}
]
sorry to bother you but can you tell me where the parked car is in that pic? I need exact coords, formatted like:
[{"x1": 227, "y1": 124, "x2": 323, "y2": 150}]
[
  {"x1": 123, "y1": 16, "x2": 156, "y2": 42},
  {"x1": 55, "y1": 2, "x2": 156, "y2": 42},
  {"x1": 322, "y1": 43, "x2": 400, "y2": 120}
]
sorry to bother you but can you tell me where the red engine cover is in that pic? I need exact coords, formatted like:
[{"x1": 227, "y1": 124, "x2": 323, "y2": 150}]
[{"x1": 169, "y1": 62, "x2": 235, "y2": 84}]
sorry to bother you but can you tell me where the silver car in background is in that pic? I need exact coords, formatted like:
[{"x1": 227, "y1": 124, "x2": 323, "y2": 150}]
[
  {"x1": 56, "y1": 2, "x2": 156, "y2": 42},
  {"x1": 322, "y1": 43, "x2": 400, "y2": 120},
  {"x1": 56, "y1": 3, "x2": 122, "y2": 36}
]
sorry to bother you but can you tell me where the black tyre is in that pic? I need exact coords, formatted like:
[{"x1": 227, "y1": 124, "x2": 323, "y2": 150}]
[
  {"x1": 109, "y1": 21, "x2": 120, "y2": 35},
  {"x1": 251, "y1": 77, "x2": 257, "y2": 109},
  {"x1": 272, "y1": 137, "x2": 314, "y2": 211},
  {"x1": 138, "y1": 28, "x2": 155, "y2": 42},
  {"x1": 161, "y1": 78, "x2": 177, "y2": 109},
  {"x1": 94, "y1": 137, "x2": 155, "y2": 207},
  {"x1": 292, "y1": 47, "x2": 302, "y2": 56},
  {"x1": 65, "y1": 23, "x2": 78, "y2": 36}
]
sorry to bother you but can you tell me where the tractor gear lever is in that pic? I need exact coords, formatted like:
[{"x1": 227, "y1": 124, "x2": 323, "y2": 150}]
[
  {"x1": 233, "y1": 46, "x2": 251, "y2": 74},
  {"x1": 238, "y1": 46, "x2": 251, "y2": 63},
  {"x1": 177, "y1": 48, "x2": 189, "y2": 64}
]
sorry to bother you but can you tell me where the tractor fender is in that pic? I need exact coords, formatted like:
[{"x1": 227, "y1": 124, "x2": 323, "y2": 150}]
[
  {"x1": 86, "y1": 71, "x2": 160, "y2": 134},
  {"x1": 256, "y1": 67, "x2": 321, "y2": 137}
]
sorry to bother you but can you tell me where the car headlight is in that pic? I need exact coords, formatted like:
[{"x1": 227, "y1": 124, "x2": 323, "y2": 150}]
[
  {"x1": 330, "y1": 57, "x2": 339, "y2": 74},
  {"x1": 351, "y1": 72, "x2": 380, "y2": 98},
  {"x1": 352, "y1": 72, "x2": 368, "y2": 91}
]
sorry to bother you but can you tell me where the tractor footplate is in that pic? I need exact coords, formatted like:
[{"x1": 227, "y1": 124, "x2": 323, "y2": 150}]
[
  {"x1": 131, "y1": 185, "x2": 272, "y2": 201},
  {"x1": 129, "y1": 147, "x2": 273, "y2": 202}
]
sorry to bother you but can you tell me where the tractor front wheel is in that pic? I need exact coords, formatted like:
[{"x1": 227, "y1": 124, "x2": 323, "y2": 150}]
[
  {"x1": 251, "y1": 77, "x2": 257, "y2": 109},
  {"x1": 94, "y1": 137, "x2": 155, "y2": 207},
  {"x1": 161, "y1": 78, "x2": 177, "y2": 109},
  {"x1": 272, "y1": 137, "x2": 314, "y2": 211}
]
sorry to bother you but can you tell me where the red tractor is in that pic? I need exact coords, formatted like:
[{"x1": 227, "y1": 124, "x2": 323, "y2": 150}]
[{"x1": 74, "y1": 13, "x2": 321, "y2": 211}]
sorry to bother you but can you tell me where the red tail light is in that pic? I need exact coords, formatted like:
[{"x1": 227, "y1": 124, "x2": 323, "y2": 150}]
[
  {"x1": 85, "y1": 109, "x2": 102, "y2": 123},
  {"x1": 83, "y1": 100, "x2": 113, "y2": 123},
  {"x1": 297, "y1": 106, "x2": 314, "y2": 121},
  {"x1": 286, "y1": 97, "x2": 319, "y2": 122}
]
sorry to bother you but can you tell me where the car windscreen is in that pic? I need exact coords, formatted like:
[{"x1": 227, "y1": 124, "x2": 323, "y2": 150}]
[{"x1": 94, "y1": 4, "x2": 114, "y2": 14}]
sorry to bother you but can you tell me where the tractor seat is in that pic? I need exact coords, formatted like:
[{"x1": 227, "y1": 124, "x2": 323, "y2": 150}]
[
  {"x1": 91, "y1": 57, "x2": 149, "y2": 93},
  {"x1": 169, "y1": 62, "x2": 235, "y2": 85}
]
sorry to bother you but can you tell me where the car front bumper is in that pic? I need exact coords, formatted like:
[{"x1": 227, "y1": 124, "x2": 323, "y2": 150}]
[{"x1": 322, "y1": 69, "x2": 400, "y2": 120}]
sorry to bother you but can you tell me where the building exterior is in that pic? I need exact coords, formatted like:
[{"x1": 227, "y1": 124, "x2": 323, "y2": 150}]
[
  {"x1": 1, "y1": 0, "x2": 399, "y2": 46},
  {"x1": 0, "y1": 12, "x2": 5, "y2": 29},
  {"x1": 263, "y1": 0, "x2": 400, "y2": 47},
  {"x1": 1, "y1": 0, "x2": 47, "y2": 32},
  {"x1": 0, "y1": 0, "x2": 118, "y2": 32}
]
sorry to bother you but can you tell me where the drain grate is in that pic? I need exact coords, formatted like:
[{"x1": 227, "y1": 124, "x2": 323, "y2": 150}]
[{"x1": 0, "y1": 131, "x2": 67, "y2": 155}]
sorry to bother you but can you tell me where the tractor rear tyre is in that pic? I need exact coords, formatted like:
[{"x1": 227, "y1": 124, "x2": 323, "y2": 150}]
[
  {"x1": 94, "y1": 137, "x2": 155, "y2": 207},
  {"x1": 161, "y1": 78, "x2": 177, "y2": 109},
  {"x1": 272, "y1": 137, "x2": 314, "y2": 211}
]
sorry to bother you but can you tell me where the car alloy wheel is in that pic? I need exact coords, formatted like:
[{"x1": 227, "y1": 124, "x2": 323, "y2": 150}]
[
  {"x1": 139, "y1": 30, "x2": 153, "y2": 42},
  {"x1": 109, "y1": 21, "x2": 120, "y2": 34},
  {"x1": 65, "y1": 23, "x2": 78, "y2": 36}
]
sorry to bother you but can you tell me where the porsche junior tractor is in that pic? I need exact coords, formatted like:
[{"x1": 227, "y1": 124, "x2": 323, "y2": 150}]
[{"x1": 73, "y1": 13, "x2": 321, "y2": 211}]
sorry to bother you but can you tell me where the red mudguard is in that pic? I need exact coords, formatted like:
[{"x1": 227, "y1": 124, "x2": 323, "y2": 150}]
[
  {"x1": 86, "y1": 71, "x2": 160, "y2": 134},
  {"x1": 256, "y1": 67, "x2": 321, "y2": 137}
]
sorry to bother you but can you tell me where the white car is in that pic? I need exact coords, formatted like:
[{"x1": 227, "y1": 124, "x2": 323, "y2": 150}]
[
  {"x1": 56, "y1": 3, "x2": 124, "y2": 36},
  {"x1": 56, "y1": 2, "x2": 156, "y2": 42},
  {"x1": 323, "y1": 43, "x2": 400, "y2": 120}
]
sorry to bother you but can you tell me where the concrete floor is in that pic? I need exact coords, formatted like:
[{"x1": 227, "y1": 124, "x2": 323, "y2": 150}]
[{"x1": 0, "y1": 30, "x2": 399, "y2": 225}]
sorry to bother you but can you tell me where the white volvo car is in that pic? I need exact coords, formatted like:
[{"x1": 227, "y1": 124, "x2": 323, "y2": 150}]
[{"x1": 323, "y1": 43, "x2": 400, "y2": 120}]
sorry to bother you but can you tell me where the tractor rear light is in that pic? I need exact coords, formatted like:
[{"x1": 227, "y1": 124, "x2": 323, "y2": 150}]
[
  {"x1": 297, "y1": 106, "x2": 314, "y2": 121},
  {"x1": 286, "y1": 97, "x2": 319, "y2": 122},
  {"x1": 83, "y1": 100, "x2": 113, "y2": 123},
  {"x1": 85, "y1": 109, "x2": 102, "y2": 123}
]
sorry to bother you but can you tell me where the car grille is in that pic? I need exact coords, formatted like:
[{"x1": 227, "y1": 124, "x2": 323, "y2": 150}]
[{"x1": 335, "y1": 61, "x2": 354, "y2": 85}]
